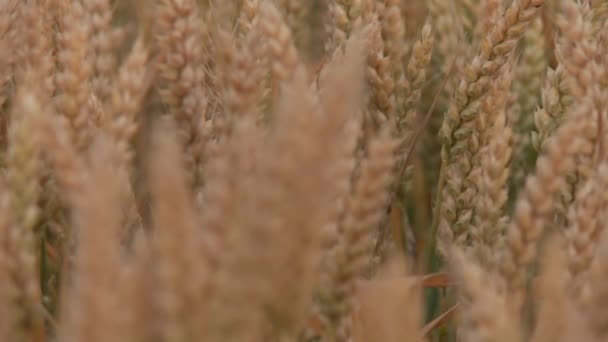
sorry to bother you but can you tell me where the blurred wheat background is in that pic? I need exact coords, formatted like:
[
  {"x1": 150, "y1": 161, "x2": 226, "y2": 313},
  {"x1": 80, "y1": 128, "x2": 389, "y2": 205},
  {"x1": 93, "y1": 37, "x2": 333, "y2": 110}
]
[{"x1": 0, "y1": 0, "x2": 607, "y2": 341}]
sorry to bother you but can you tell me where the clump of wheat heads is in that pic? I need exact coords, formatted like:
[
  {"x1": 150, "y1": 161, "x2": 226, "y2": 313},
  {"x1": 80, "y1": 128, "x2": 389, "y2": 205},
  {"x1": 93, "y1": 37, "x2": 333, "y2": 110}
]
[{"x1": 0, "y1": 0, "x2": 608, "y2": 341}]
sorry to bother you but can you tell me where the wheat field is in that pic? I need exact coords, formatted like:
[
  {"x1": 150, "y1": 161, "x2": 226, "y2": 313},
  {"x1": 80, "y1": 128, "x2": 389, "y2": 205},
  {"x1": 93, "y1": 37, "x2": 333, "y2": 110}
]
[{"x1": 0, "y1": 0, "x2": 607, "y2": 341}]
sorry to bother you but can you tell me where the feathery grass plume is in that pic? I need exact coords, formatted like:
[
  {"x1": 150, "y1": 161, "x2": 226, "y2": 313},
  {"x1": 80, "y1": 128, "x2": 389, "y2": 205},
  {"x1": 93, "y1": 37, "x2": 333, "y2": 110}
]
[
  {"x1": 451, "y1": 249, "x2": 521, "y2": 342},
  {"x1": 499, "y1": 99, "x2": 596, "y2": 313},
  {"x1": 198, "y1": 8, "x2": 269, "y2": 260},
  {"x1": 155, "y1": 0, "x2": 208, "y2": 191},
  {"x1": 55, "y1": 0, "x2": 94, "y2": 153},
  {"x1": 205, "y1": 132, "x2": 266, "y2": 341},
  {"x1": 312, "y1": 118, "x2": 363, "y2": 338},
  {"x1": 471, "y1": 70, "x2": 514, "y2": 268},
  {"x1": 564, "y1": 162, "x2": 608, "y2": 289},
  {"x1": 120, "y1": 236, "x2": 158, "y2": 342},
  {"x1": 36, "y1": 111, "x2": 86, "y2": 212},
  {"x1": 267, "y1": 61, "x2": 367, "y2": 335},
  {"x1": 107, "y1": 38, "x2": 148, "y2": 167},
  {"x1": 311, "y1": 34, "x2": 366, "y2": 340},
  {"x1": 531, "y1": 237, "x2": 593, "y2": 342},
  {"x1": 316, "y1": 33, "x2": 367, "y2": 251},
  {"x1": 436, "y1": 0, "x2": 545, "y2": 254},
  {"x1": 83, "y1": 0, "x2": 122, "y2": 102},
  {"x1": 510, "y1": 16, "x2": 547, "y2": 199},
  {"x1": 352, "y1": 257, "x2": 422, "y2": 342},
  {"x1": 322, "y1": 127, "x2": 398, "y2": 341},
  {"x1": 147, "y1": 119, "x2": 208, "y2": 342},
  {"x1": 4, "y1": 83, "x2": 45, "y2": 342},
  {"x1": 197, "y1": 114, "x2": 260, "y2": 289},
  {"x1": 58, "y1": 136, "x2": 130, "y2": 342},
  {"x1": 214, "y1": 45, "x2": 366, "y2": 340}
]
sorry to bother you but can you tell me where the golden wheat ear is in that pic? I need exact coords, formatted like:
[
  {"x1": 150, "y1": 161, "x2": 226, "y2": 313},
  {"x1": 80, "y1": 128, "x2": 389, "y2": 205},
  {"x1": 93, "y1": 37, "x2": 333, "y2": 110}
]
[
  {"x1": 436, "y1": 0, "x2": 546, "y2": 256},
  {"x1": 214, "y1": 19, "x2": 264, "y2": 134},
  {"x1": 314, "y1": 30, "x2": 402, "y2": 342},
  {"x1": 565, "y1": 162, "x2": 608, "y2": 291},
  {"x1": 155, "y1": 0, "x2": 207, "y2": 191},
  {"x1": 55, "y1": 0, "x2": 94, "y2": 153},
  {"x1": 106, "y1": 37, "x2": 148, "y2": 168},
  {"x1": 499, "y1": 98, "x2": 596, "y2": 313},
  {"x1": 550, "y1": 1, "x2": 606, "y2": 223},
  {"x1": 83, "y1": 0, "x2": 123, "y2": 103},
  {"x1": 2, "y1": 82, "x2": 46, "y2": 342},
  {"x1": 509, "y1": 16, "x2": 547, "y2": 195},
  {"x1": 379, "y1": 0, "x2": 405, "y2": 103},
  {"x1": 333, "y1": 126, "x2": 398, "y2": 339}
]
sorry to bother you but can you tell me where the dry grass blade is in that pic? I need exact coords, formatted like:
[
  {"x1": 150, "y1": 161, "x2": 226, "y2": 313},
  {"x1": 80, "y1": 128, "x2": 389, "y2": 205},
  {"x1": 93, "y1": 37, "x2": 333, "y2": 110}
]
[
  {"x1": 419, "y1": 272, "x2": 456, "y2": 288},
  {"x1": 421, "y1": 303, "x2": 460, "y2": 337}
]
